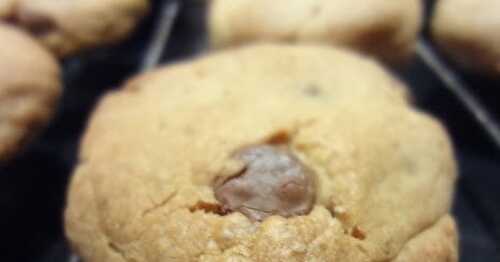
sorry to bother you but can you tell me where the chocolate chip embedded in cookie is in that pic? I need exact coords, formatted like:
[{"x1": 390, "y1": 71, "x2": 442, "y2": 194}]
[
  {"x1": 65, "y1": 44, "x2": 457, "y2": 261},
  {"x1": 0, "y1": 24, "x2": 61, "y2": 163},
  {"x1": 209, "y1": 0, "x2": 422, "y2": 64},
  {"x1": 215, "y1": 145, "x2": 316, "y2": 221},
  {"x1": 1, "y1": 0, "x2": 149, "y2": 57}
]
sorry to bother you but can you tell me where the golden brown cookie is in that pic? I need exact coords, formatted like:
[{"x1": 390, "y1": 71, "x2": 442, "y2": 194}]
[
  {"x1": 0, "y1": 0, "x2": 15, "y2": 17},
  {"x1": 1, "y1": 0, "x2": 149, "y2": 57},
  {"x1": 65, "y1": 44, "x2": 457, "y2": 261},
  {"x1": 0, "y1": 23, "x2": 61, "y2": 163},
  {"x1": 432, "y1": 0, "x2": 500, "y2": 75},
  {"x1": 393, "y1": 215, "x2": 458, "y2": 262},
  {"x1": 209, "y1": 0, "x2": 422, "y2": 65}
]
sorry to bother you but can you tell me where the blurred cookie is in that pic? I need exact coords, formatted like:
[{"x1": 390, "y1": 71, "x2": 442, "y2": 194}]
[
  {"x1": 432, "y1": 0, "x2": 500, "y2": 75},
  {"x1": 0, "y1": 23, "x2": 61, "y2": 163},
  {"x1": 65, "y1": 44, "x2": 457, "y2": 261},
  {"x1": 0, "y1": 0, "x2": 15, "y2": 17},
  {"x1": 1, "y1": 0, "x2": 149, "y2": 57},
  {"x1": 209, "y1": 0, "x2": 422, "y2": 64}
]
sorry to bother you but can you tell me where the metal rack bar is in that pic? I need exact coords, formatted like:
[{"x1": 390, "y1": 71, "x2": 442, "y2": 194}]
[
  {"x1": 416, "y1": 39, "x2": 500, "y2": 151},
  {"x1": 140, "y1": 0, "x2": 180, "y2": 71},
  {"x1": 67, "y1": 7, "x2": 500, "y2": 262},
  {"x1": 68, "y1": 1, "x2": 180, "y2": 262},
  {"x1": 68, "y1": 254, "x2": 79, "y2": 262}
]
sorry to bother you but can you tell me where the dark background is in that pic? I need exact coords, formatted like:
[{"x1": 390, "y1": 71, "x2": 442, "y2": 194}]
[{"x1": 0, "y1": 0, "x2": 499, "y2": 261}]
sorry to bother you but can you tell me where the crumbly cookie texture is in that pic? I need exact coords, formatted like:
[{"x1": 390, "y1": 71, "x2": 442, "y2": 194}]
[
  {"x1": 432, "y1": 0, "x2": 500, "y2": 75},
  {"x1": 209, "y1": 0, "x2": 422, "y2": 64},
  {"x1": 0, "y1": 0, "x2": 149, "y2": 57},
  {"x1": 0, "y1": 24, "x2": 61, "y2": 162},
  {"x1": 65, "y1": 44, "x2": 457, "y2": 261}
]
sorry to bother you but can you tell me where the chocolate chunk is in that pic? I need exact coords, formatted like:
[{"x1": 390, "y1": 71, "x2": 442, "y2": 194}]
[{"x1": 214, "y1": 145, "x2": 316, "y2": 222}]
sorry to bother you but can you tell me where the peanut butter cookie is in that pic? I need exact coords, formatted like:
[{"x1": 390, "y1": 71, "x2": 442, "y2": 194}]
[
  {"x1": 209, "y1": 0, "x2": 422, "y2": 64},
  {"x1": 65, "y1": 44, "x2": 457, "y2": 261},
  {"x1": 0, "y1": 23, "x2": 61, "y2": 162},
  {"x1": 1, "y1": 0, "x2": 149, "y2": 57},
  {"x1": 432, "y1": 0, "x2": 500, "y2": 75}
]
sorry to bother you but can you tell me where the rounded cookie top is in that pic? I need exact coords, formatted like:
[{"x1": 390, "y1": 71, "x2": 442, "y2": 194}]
[
  {"x1": 432, "y1": 0, "x2": 500, "y2": 75},
  {"x1": 209, "y1": 0, "x2": 422, "y2": 64},
  {"x1": 1, "y1": 0, "x2": 149, "y2": 57},
  {"x1": 0, "y1": 23, "x2": 61, "y2": 163},
  {"x1": 65, "y1": 44, "x2": 457, "y2": 261},
  {"x1": 0, "y1": 0, "x2": 15, "y2": 17}
]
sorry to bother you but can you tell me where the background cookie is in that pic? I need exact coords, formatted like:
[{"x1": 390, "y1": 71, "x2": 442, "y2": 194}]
[
  {"x1": 432, "y1": 0, "x2": 500, "y2": 76},
  {"x1": 0, "y1": 0, "x2": 15, "y2": 17},
  {"x1": 0, "y1": 23, "x2": 61, "y2": 163},
  {"x1": 65, "y1": 44, "x2": 457, "y2": 261},
  {"x1": 209, "y1": 0, "x2": 422, "y2": 65},
  {"x1": 1, "y1": 0, "x2": 149, "y2": 57}
]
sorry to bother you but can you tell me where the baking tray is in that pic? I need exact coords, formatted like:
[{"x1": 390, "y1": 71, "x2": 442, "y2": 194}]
[{"x1": 1, "y1": 0, "x2": 499, "y2": 261}]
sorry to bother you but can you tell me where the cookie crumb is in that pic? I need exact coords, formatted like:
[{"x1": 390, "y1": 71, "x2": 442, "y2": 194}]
[
  {"x1": 189, "y1": 201, "x2": 231, "y2": 216},
  {"x1": 266, "y1": 130, "x2": 291, "y2": 144},
  {"x1": 351, "y1": 226, "x2": 366, "y2": 240},
  {"x1": 334, "y1": 206, "x2": 346, "y2": 214},
  {"x1": 332, "y1": 205, "x2": 350, "y2": 221}
]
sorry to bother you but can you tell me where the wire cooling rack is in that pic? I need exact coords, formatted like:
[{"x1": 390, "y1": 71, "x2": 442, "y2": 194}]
[
  {"x1": 60, "y1": 1, "x2": 499, "y2": 261},
  {"x1": 416, "y1": 41, "x2": 500, "y2": 150},
  {"x1": 140, "y1": 0, "x2": 500, "y2": 153}
]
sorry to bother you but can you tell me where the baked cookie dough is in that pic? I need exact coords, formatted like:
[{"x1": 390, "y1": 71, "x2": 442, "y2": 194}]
[
  {"x1": 432, "y1": 0, "x2": 500, "y2": 75},
  {"x1": 0, "y1": 0, "x2": 149, "y2": 57},
  {"x1": 0, "y1": 23, "x2": 61, "y2": 162},
  {"x1": 0, "y1": 0, "x2": 15, "y2": 17},
  {"x1": 209, "y1": 0, "x2": 422, "y2": 64},
  {"x1": 65, "y1": 44, "x2": 458, "y2": 261}
]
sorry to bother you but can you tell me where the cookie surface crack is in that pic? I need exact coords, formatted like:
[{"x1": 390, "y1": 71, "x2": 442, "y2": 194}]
[
  {"x1": 89, "y1": 178, "x2": 132, "y2": 262},
  {"x1": 107, "y1": 241, "x2": 129, "y2": 262},
  {"x1": 141, "y1": 190, "x2": 178, "y2": 217}
]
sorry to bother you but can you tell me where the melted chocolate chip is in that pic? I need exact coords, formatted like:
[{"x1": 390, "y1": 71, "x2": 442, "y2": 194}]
[{"x1": 214, "y1": 145, "x2": 316, "y2": 222}]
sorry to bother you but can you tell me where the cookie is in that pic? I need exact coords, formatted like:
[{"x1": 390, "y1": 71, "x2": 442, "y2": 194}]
[
  {"x1": 209, "y1": 0, "x2": 422, "y2": 64},
  {"x1": 1, "y1": 0, "x2": 149, "y2": 57},
  {"x1": 0, "y1": 0, "x2": 15, "y2": 17},
  {"x1": 65, "y1": 44, "x2": 457, "y2": 261},
  {"x1": 432, "y1": 0, "x2": 500, "y2": 75},
  {"x1": 0, "y1": 23, "x2": 61, "y2": 163}
]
